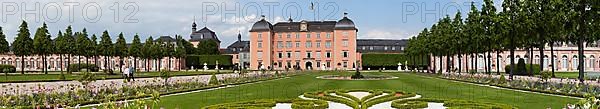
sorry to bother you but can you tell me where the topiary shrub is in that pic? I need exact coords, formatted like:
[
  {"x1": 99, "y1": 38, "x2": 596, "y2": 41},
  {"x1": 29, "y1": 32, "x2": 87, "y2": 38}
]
[
  {"x1": 68, "y1": 64, "x2": 99, "y2": 73},
  {"x1": 504, "y1": 59, "x2": 540, "y2": 75},
  {"x1": 209, "y1": 73, "x2": 219, "y2": 85}
]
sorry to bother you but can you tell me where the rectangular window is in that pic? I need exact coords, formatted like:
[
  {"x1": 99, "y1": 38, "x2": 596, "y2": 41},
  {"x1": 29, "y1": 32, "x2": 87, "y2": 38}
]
[
  {"x1": 401, "y1": 47, "x2": 405, "y2": 50},
  {"x1": 258, "y1": 33, "x2": 262, "y2": 40},
  {"x1": 343, "y1": 62, "x2": 348, "y2": 67},
  {"x1": 325, "y1": 41, "x2": 332, "y2": 48},
  {"x1": 307, "y1": 33, "x2": 311, "y2": 38},
  {"x1": 277, "y1": 41, "x2": 283, "y2": 48},
  {"x1": 257, "y1": 52, "x2": 263, "y2": 60},
  {"x1": 326, "y1": 52, "x2": 331, "y2": 58},
  {"x1": 295, "y1": 52, "x2": 301, "y2": 59},
  {"x1": 278, "y1": 52, "x2": 283, "y2": 58},
  {"x1": 287, "y1": 52, "x2": 291, "y2": 58},
  {"x1": 343, "y1": 51, "x2": 348, "y2": 58},
  {"x1": 326, "y1": 61, "x2": 331, "y2": 67},
  {"x1": 286, "y1": 41, "x2": 292, "y2": 48},
  {"x1": 316, "y1": 52, "x2": 321, "y2": 59},
  {"x1": 326, "y1": 33, "x2": 331, "y2": 38},
  {"x1": 369, "y1": 46, "x2": 373, "y2": 50},
  {"x1": 287, "y1": 33, "x2": 291, "y2": 38},
  {"x1": 342, "y1": 40, "x2": 348, "y2": 47},
  {"x1": 278, "y1": 34, "x2": 282, "y2": 38},
  {"x1": 306, "y1": 42, "x2": 312, "y2": 48},
  {"x1": 392, "y1": 47, "x2": 396, "y2": 50},
  {"x1": 306, "y1": 52, "x2": 312, "y2": 58},
  {"x1": 257, "y1": 42, "x2": 263, "y2": 48},
  {"x1": 384, "y1": 46, "x2": 388, "y2": 50},
  {"x1": 362, "y1": 46, "x2": 366, "y2": 50},
  {"x1": 236, "y1": 55, "x2": 239, "y2": 59},
  {"x1": 316, "y1": 33, "x2": 321, "y2": 38},
  {"x1": 296, "y1": 32, "x2": 300, "y2": 38},
  {"x1": 296, "y1": 42, "x2": 300, "y2": 47},
  {"x1": 316, "y1": 42, "x2": 321, "y2": 48}
]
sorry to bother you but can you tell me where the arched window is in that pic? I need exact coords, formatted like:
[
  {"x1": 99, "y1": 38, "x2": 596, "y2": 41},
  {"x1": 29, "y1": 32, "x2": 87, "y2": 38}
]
[
  {"x1": 524, "y1": 55, "x2": 529, "y2": 64},
  {"x1": 562, "y1": 55, "x2": 568, "y2": 70},
  {"x1": 573, "y1": 55, "x2": 578, "y2": 70},
  {"x1": 498, "y1": 55, "x2": 503, "y2": 70},
  {"x1": 591, "y1": 55, "x2": 596, "y2": 70},
  {"x1": 543, "y1": 55, "x2": 549, "y2": 69},
  {"x1": 553, "y1": 55, "x2": 558, "y2": 70},
  {"x1": 478, "y1": 55, "x2": 484, "y2": 69},
  {"x1": 535, "y1": 55, "x2": 540, "y2": 64}
]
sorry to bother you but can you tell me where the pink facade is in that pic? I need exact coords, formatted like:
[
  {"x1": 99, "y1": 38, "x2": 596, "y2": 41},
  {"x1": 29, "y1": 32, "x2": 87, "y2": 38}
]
[
  {"x1": 248, "y1": 13, "x2": 359, "y2": 70},
  {"x1": 430, "y1": 47, "x2": 600, "y2": 72}
]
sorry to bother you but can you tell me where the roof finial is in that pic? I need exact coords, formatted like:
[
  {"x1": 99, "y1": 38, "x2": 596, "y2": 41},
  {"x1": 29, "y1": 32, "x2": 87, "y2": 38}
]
[
  {"x1": 261, "y1": 15, "x2": 266, "y2": 20},
  {"x1": 288, "y1": 16, "x2": 293, "y2": 22},
  {"x1": 343, "y1": 12, "x2": 348, "y2": 17}
]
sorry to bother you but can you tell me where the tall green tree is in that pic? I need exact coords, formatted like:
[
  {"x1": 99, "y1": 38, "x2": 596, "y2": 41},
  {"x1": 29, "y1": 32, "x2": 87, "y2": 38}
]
[
  {"x1": 55, "y1": 31, "x2": 68, "y2": 73},
  {"x1": 90, "y1": 34, "x2": 98, "y2": 65},
  {"x1": 175, "y1": 35, "x2": 187, "y2": 70},
  {"x1": 129, "y1": 34, "x2": 142, "y2": 70},
  {"x1": 99, "y1": 30, "x2": 113, "y2": 74},
  {"x1": 0, "y1": 27, "x2": 9, "y2": 54},
  {"x1": 13, "y1": 21, "x2": 33, "y2": 74},
  {"x1": 114, "y1": 32, "x2": 128, "y2": 72},
  {"x1": 142, "y1": 36, "x2": 155, "y2": 71},
  {"x1": 33, "y1": 23, "x2": 52, "y2": 74},
  {"x1": 63, "y1": 26, "x2": 75, "y2": 73}
]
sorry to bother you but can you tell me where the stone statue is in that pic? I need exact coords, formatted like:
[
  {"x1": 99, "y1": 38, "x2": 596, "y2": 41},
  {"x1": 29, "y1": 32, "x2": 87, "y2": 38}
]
[
  {"x1": 398, "y1": 62, "x2": 402, "y2": 71},
  {"x1": 215, "y1": 60, "x2": 219, "y2": 70},
  {"x1": 203, "y1": 63, "x2": 208, "y2": 71}
]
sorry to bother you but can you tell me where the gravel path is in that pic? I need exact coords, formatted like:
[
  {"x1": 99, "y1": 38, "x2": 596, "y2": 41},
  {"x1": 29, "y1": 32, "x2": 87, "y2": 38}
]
[{"x1": 0, "y1": 71, "x2": 264, "y2": 95}]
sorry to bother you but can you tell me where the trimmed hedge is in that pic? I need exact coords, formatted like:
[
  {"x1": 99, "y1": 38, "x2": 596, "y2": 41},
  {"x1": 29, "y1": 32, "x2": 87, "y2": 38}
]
[
  {"x1": 392, "y1": 98, "x2": 516, "y2": 109},
  {"x1": 202, "y1": 99, "x2": 328, "y2": 109},
  {"x1": 0, "y1": 64, "x2": 16, "y2": 73},
  {"x1": 504, "y1": 64, "x2": 540, "y2": 75},
  {"x1": 186, "y1": 55, "x2": 232, "y2": 69},
  {"x1": 67, "y1": 64, "x2": 99, "y2": 72}
]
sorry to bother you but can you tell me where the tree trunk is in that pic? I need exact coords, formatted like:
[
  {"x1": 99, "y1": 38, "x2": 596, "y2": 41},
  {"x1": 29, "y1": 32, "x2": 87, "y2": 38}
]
[
  {"x1": 550, "y1": 41, "x2": 555, "y2": 77},
  {"x1": 496, "y1": 51, "x2": 500, "y2": 75},
  {"x1": 20, "y1": 56, "x2": 24, "y2": 74},
  {"x1": 578, "y1": 39, "x2": 584, "y2": 83},
  {"x1": 43, "y1": 55, "x2": 47, "y2": 74},
  {"x1": 474, "y1": 53, "x2": 478, "y2": 73},
  {"x1": 539, "y1": 44, "x2": 545, "y2": 73},
  {"x1": 439, "y1": 56, "x2": 442, "y2": 73},
  {"x1": 168, "y1": 57, "x2": 172, "y2": 71},
  {"x1": 67, "y1": 54, "x2": 71, "y2": 74},
  {"x1": 146, "y1": 59, "x2": 149, "y2": 72},
  {"x1": 509, "y1": 39, "x2": 515, "y2": 80},
  {"x1": 60, "y1": 54, "x2": 63, "y2": 74},
  {"x1": 529, "y1": 47, "x2": 533, "y2": 76},
  {"x1": 487, "y1": 51, "x2": 491, "y2": 75}
]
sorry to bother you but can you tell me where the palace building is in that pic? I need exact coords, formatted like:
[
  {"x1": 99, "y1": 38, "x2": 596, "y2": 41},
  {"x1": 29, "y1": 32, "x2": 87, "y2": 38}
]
[
  {"x1": 247, "y1": 13, "x2": 359, "y2": 70},
  {"x1": 431, "y1": 42, "x2": 600, "y2": 72}
]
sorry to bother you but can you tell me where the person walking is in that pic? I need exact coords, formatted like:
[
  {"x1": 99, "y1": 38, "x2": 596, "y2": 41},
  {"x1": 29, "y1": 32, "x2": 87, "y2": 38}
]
[
  {"x1": 129, "y1": 66, "x2": 135, "y2": 81},
  {"x1": 123, "y1": 65, "x2": 130, "y2": 82}
]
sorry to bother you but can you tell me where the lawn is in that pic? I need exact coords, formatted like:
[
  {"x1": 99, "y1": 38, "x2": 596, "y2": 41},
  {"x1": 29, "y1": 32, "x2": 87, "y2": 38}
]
[
  {"x1": 157, "y1": 71, "x2": 578, "y2": 109},
  {"x1": 0, "y1": 70, "x2": 232, "y2": 83}
]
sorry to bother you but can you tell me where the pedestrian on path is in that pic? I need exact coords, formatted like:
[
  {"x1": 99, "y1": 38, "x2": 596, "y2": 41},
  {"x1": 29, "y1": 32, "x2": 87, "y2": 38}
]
[
  {"x1": 123, "y1": 65, "x2": 130, "y2": 82},
  {"x1": 129, "y1": 66, "x2": 135, "y2": 81}
]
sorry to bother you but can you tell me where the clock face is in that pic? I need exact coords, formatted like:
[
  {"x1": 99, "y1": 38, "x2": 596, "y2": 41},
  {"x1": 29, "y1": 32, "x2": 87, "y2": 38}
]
[{"x1": 300, "y1": 24, "x2": 307, "y2": 31}]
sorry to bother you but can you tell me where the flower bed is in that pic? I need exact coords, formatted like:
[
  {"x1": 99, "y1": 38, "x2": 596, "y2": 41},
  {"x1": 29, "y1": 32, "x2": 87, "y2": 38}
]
[
  {"x1": 0, "y1": 72, "x2": 297, "y2": 108},
  {"x1": 431, "y1": 73, "x2": 600, "y2": 98},
  {"x1": 303, "y1": 89, "x2": 417, "y2": 109},
  {"x1": 202, "y1": 99, "x2": 328, "y2": 109},
  {"x1": 391, "y1": 98, "x2": 516, "y2": 109}
]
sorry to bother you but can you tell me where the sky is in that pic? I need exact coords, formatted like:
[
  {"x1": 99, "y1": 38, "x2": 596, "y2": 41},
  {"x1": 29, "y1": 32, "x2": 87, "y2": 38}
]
[{"x1": 0, "y1": 0, "x2": 503, "y2": 47}]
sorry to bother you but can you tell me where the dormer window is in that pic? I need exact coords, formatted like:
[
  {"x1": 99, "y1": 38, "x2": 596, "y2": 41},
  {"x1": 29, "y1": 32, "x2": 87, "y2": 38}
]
[{"x1": 300, "y1": 21, "x2": 308, "y2": 31}]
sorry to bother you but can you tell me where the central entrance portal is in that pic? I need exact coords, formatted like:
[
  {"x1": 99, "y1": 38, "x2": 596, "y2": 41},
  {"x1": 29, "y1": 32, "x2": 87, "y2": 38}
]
[{"x1": 305, "y1": 61, "x2": 313, "y2": 70}]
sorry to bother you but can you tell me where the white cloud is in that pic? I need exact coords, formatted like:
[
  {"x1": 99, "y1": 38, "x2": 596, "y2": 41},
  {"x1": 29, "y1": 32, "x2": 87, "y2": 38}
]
[{"x1": 359, "y1": 29, "x2": 416, "y2": 40}]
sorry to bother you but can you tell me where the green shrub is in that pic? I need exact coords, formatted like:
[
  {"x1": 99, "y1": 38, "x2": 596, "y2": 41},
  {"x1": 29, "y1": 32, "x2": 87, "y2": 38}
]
[
  {"x1": 504, "y1": 58, "x2": 540, "y2": 75},
  {"x1": 67, "y1": 64, "x2": 99, "y2": 72},
  {"x1": 0, "y1": 64, "x2": 16, "y2": 73},
  {"x1": 202, "y1": 99, "x2": 327, "y2": 109},
  {"x1": 392, "y1": 98, "x2": 516, "y2": 109},
  {"x1": 209, "y1": 73, "x2": 218, "y2": 85},
  {"x1": 186, "y1": 55, "x2": 233, "y2": 69}
]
